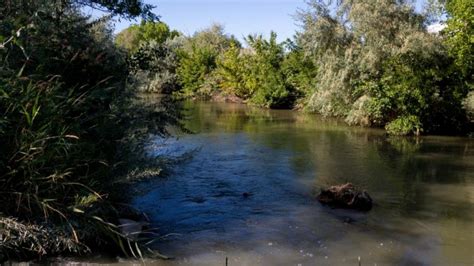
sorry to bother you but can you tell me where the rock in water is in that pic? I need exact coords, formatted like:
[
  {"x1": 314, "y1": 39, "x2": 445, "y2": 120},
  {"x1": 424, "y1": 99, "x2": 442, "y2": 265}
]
[
  {"x1": 317, "y1": 183, "x2": 373, "y2": 211},
  {"x1": 118, "y1": 218, "x2": 146, "y2": 241},
  {"x1": 242, "y1": 192, "x2": 252, "y2": 198}
]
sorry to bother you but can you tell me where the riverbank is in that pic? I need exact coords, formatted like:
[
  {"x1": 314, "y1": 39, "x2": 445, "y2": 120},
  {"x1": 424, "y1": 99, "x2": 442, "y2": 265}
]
[
  {"x1": 6, "y1": 100, "x2": 473, "y2": 265},
  {"x1": 183, "y1": 93, "x2": 473, "y2": 137}
]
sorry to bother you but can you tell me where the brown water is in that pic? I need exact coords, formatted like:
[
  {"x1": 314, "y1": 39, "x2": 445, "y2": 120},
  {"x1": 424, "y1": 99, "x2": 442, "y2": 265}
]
[{"x1": 131, "y1": 101, "x2": 474, "y2": 266}]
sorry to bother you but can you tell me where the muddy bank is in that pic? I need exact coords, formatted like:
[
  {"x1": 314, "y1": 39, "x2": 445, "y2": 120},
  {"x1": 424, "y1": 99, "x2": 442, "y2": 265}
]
[{"x1": 210, "y1": 91, "x2": 244, "y2": 104}]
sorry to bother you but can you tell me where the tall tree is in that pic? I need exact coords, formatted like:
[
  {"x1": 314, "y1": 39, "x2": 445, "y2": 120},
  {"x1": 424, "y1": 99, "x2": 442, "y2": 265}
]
[
  {"x1": 444, "y1": 0, "x2": 474, "y2": 80},
  {"x1": 115, "y1": 21, "x2": 179, "y2": 52},
  {"x1": 298, "y1": 0, "x2": 467, "y2": 135},
  {"x1": 73, "y1": 0, "x2": 158, "y2": 19},
  {"x1": 444, "y1": 0, "x2": 473, "y2": 123},
  {"x1": 176, "y1": 24, "x2": 238, "y2": 96},
  {"x1": 244, "y1": 32, "x2": 290, "y2": 108}
]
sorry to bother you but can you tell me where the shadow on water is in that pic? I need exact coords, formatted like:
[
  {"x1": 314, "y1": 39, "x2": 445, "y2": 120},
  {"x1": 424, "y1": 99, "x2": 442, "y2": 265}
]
[{"x1": 131, "y1": 101, "x2": 474, "y2": 265}]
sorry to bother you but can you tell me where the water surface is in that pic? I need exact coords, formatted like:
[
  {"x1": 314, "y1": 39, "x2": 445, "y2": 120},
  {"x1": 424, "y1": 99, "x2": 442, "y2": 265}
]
[{"x1": 133, "y1": 101, "x2": 474, "y2": 265}]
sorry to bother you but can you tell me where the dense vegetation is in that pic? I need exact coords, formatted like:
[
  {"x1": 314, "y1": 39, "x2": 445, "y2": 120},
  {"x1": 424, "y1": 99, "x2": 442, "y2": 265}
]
[
  {"x1": 0, "y1": 0, "x2": 472, "y2": 262},
  {"x1": 298, "y1": 0, "x2": 471, "y2": 135},
  {"x1": 117, "y1": 0, "x2": 473, "y2": 135},
  {"x1": 0, "y1": 0, "x2": 179, "y2": 261}
]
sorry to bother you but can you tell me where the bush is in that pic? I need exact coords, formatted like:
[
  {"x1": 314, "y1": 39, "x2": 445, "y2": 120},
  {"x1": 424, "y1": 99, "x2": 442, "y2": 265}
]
[
  {"x1": 176, "y1": 24, "x2": 239, "y2": 98},
  {"x1": 385, "y1": 115, "x2": 422, "y2": 136},
  {"x1": 464, "y1": 91, "x2": 474, "y2": 122},
  {"x1": 298, "y1": 0, "x2": 470, "y2": 135},
  {"x1": 0, "y1": 1, "x2": 180, "y2": 260},
  {"x1": 177, "y1": 44, "x2": 219, "y2": 97},
  {"x1": 216, "y1": 32, "x2": 296, "y2": 108},
  {"x1": 281, "y1": 41, "x2": 317, "y2": 105},
  {"x1": 129, "y1": 39, "x2": 181, "y2": 93},
  {"x1": 115, "y1": 21, "x2": 179, "y2": 53},
  {"x1": 216, "y1": 43, "x2": 250, "y2": 98}
]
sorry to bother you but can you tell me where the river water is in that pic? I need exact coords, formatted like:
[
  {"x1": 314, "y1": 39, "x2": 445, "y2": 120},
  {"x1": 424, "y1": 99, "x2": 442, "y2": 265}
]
[{"x1": 131, "y1": 101, "x2": 473, "y2": 265}]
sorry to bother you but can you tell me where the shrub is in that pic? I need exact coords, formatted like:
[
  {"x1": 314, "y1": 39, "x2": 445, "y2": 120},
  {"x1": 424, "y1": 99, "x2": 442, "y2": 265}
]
[
  {"x1": 298, "y1": 0, "x2": 470, "y2": 135},
  {"x1": 115, "y1": 21, "x2": 179, "y2": 53},
  {"x1": 177, "y1": 44, "x2": 218, "y2": 97},
  {"x1": 385, "y1": 115, "x2": 422, "y2": 136},
  {"x1": 0, "y1": 1, "x2": 180, "y2": 260},
  {"x1": 216, "y1": 32, "x2": 296, "y2": 108},
  {"x1": 129, "y1": 39, "x2": 181, "y2": 93}
]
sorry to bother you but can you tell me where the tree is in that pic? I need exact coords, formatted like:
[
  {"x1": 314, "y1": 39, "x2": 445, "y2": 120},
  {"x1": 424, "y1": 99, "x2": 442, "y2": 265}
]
[
  {"x1": 217, "y1": 43, "x2": 250, "y2": 97},
  {"x1": 444, "y1": 0, "x2": 474, "y2": 79},
  {"x1": 115, "y1": 24, "x2": 142, "y2": 51},
  {"x1": 176, "y1": 24, "x2": 239, "y2": 97},
  {"x1": 182, "y1": 23, "x2": 237, "y2": 54},
  {"x1": 177, "y1": 44, "x2": 218, "y2": 96},
  {"x1": 298, "y1": 0, "x2": 468, "y2": 135},
  {"x1": 2, "y1": 0, "x2": 158, "y2": 20},
  {"x1": 129, "y1": 38, "x2": 182, "y2": 93},
  {"x1": 115, "y1": 21, "x2": 179, "y2": 52},
  {"x1": 281, "y1": 39, "x2": 317, "y2": 106},
  {"x1": 244, "y1": 32, "x2": 290, "y2": 108},
  {"x1": 73, "y1": 0, "x2": 158, "y2": 20},
  {"x1": 444, "y1": 0, "x2": 474, "y2": 122},
  {"x1": 216, "y1": 32, "x2": 294, "y2": 108}
]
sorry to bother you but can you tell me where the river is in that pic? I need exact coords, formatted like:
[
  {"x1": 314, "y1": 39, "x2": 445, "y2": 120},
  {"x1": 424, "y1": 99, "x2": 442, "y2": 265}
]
[{"x1": 130, "y1": 101, "x2": 473, "y2": 265}]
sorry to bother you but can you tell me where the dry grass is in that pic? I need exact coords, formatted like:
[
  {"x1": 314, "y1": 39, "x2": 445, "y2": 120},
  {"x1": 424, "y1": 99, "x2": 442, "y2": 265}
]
[{"x1": 0, "y1": 218, "x2": 88, "y2": 261}]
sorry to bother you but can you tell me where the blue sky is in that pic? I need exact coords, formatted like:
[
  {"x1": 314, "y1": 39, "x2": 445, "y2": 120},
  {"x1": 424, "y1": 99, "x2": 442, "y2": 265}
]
[
  {"x1": 163, "y1": 0, "x2": 307, "y2": 41},
  {"x1": 85, "y1": 0, "x2": 428, "y2": 42},
  {"x1": 112, "y1": 0, "x2": 307, "y2": 42}
]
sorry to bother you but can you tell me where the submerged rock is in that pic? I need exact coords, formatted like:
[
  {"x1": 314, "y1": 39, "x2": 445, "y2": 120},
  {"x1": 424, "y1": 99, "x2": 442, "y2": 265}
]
[
  {"x1": 242, "y1": 192, "x2": 253, "y2": 198},
  {"x1": 118, "y1": 218, "x2": 147, "y2": 241},
  {"x1": 317, "y1": 183, "x2": 373, "y2": 211}
]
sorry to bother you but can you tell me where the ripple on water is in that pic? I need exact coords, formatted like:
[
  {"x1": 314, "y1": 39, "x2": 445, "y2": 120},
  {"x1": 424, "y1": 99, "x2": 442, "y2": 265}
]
[{"x1": 132, "y1": 101, "x2": 474, "y2": 266}]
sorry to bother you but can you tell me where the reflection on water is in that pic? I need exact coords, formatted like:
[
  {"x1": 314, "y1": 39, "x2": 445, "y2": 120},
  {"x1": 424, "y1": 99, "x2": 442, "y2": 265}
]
[{"x1": 132, "y1": 101, "x2": 474, "y2": 265}]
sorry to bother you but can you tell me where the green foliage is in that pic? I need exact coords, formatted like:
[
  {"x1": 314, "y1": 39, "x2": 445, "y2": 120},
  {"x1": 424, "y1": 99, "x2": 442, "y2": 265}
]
[
  {"x1": 464, "y1": 91, "x2": 474, "y2": 121},
  {"x1": 2, "y1": 0, "x2": 158, "y2": 21},
  {"x1": 109, "y1": 1, "x2": 472, "y2": 135},
  {"x1": 115, "y1": 21, "x2": 179, "y2": 52},
  {"x1": 177, "y1": 44, "x2": 219, "y2": 96},
  {"x1": 128, "y1": 38, "x2": 182, "y2": 93},
  {"x1": 444, "y1": 0, "x2": 473, "y2": 123},
  {"x1": 176, "y1": 24, "x2": 237, "y2": 98},
  {"x1": 298, "y1": 0, "x2": 470, "y2": 135},
  {"x1": 0, "y1": 0, "x2": 179, "y2": 260},
  {"x1": 216, "y1": 32, "x2": 298, "y2": 108},
  {"x1": 174, "y1": 29, "x2": 312, "y2": 108},
  {"x1": 73, "y1": 0, "x2": 158, "y2": 20},
  {"x1": 243, "y1": 32, "x2": 291, "y2": 108},
  {"x1": 217, "y1": 43, "x2": 250, "y2": 97},
  {"x1": 281, "y1": 41, "x2": 317, "y2": 106},
  {"x1": 115, "y1": 25, "x2": 141, "y2": 51},
  {"x1": 123, "y1": 24, "x2": 314, "y2": 109},
  {"x1": 140, "y1": 21, "x2": 179, "y2": 43},
  {"x1": 181, "y1": 24, "x2": 238, "y2": 54},
  {"x1": 444, "y1": 0, "x2": 474, "y2": 80},
  {"x1": 381, "y1": 51, "x2": 468, "y2": 134},
  {"x1": 385, "y1": 115, "x2": 422, "y2": 136},
  {"x1": 116, "y1": 21, "x2": 182, "y2": 94}
]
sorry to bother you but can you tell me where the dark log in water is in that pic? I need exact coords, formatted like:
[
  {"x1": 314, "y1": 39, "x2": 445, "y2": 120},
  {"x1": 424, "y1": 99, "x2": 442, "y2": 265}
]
[{"x1": 317, "y1": 183, "x2": 373, "y2": 211}]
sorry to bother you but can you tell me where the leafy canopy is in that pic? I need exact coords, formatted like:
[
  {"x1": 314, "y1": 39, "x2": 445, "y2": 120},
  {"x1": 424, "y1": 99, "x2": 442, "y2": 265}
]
[
  {"x1": 298, "y1": 0, "x2": 469, "y2": 135},
  {"x1": 115, "y1": 21, "x2": 180, "y2": 52}
]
